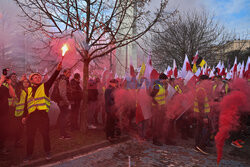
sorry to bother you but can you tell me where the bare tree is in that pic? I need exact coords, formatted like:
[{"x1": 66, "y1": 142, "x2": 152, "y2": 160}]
[
  {"x1": 14, "y1": 0, "x2": 175, "y2": 132},
  {"x1": 149, "y1": 11, "x2": 233, "y2": 71}
]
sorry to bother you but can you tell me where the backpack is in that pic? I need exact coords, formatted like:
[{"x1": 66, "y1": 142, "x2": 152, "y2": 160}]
[{"x1": 50, "y1": 80, "x2": 61, "y2": 104}]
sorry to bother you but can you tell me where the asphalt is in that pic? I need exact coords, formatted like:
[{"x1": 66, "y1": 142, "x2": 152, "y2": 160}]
[
  {"x1": 38, "y1": 139, "x2": 250, "y2": 167},
  {"x1": 18, "y1": 136, "x2": 130, "y2": 167}
]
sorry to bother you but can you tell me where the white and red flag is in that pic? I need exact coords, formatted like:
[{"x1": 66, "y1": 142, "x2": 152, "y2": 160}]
[
  {"x1": 209, "y1": 67, "x2": 215, "y2": 78},
  {"x1": 184, "y1": 71, "x2": 195, "y2": 85},
  {"x1": 172, "y1": 59, "x2": 178, "y2": 78},
  {"x1": 144, "y1": 55, "x2": 153, "y2": 79},
  {"x1": 165, "y1": 66, "x2": 173, "y2": 77},
  {"x1": 192, "y1": 51, "x2": 199, "y2": 64},
  {"x1": 220, "y1": 62, "x2": 226, "y2": 76},
  {"x1": 215, "y1": 61, "x2": 222, "y2": 75},
  {"x1": 239, "y1": 61, "x2": 245, "y2": 78},
  {"x1": 232, "y1": 57, "x2": 238, "y2": 78},
  {"x1": 244, "y1": 57, "x2": 250, "y2": 78},
  {"x1": 180, "y1": 54, "x2": 192, "y2": 78}
]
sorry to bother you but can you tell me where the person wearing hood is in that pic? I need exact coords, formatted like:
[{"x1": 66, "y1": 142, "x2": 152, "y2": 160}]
[{"x1": 70, "y1": 73, "x2": 82, "y2": 130}]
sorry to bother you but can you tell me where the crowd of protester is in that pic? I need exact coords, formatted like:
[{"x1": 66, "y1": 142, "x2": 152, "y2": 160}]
[{"x1": 0, "y1": 64, "x2": 249, "y2": 163}]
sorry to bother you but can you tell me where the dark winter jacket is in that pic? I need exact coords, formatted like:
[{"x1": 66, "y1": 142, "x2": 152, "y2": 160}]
[
  {"x1": 58, "y1": 74, "x2": 72, "y2": 106},
  {"x1": 104, "y1": 85, "x2": 116, "y2": 112},
  {"x1": 70, "y1": 78, "x2": 82, "y2": 101}
]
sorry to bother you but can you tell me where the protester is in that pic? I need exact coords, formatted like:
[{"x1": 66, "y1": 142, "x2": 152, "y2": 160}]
[
  {"x1": 21, "y1": 62, "x2": 62, "y2": 162},
  {"x1": 193, "y1": 75, "x2": 211, "y2": 155},
  {"x1": 105, "y1": 79, "x2": 118, "y2": 141},
  {"x1": 13, "y1": 77, "x2": 30, "y2": 147},
  {"x1": 150, "y1": 73, "x2": 168, "y2": 146},
  {"x1": 87, "y1": 79, "x2": 99, "y2": 129},
  {"x1": 57, "y1": 68, "x2": 72, "y2": 139},
  {"x1": 95, "y1": 77, "x2": 106, "y2": 125},
  {"x1": 70, "y1": 73, "x2": 82, "y2": 131},
  {"x1": 0, "y1": 73, "x2": 16, "y2": 154}
]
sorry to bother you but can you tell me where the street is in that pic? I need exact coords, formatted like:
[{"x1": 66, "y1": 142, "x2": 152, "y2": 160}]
[{"x1": 42, "y1": 139, "x2": 249, "y2": 167}]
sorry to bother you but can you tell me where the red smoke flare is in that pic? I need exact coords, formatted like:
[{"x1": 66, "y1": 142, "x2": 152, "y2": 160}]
[{"x1": 215, "y1": 90, "x2": 247, "y2": 165}]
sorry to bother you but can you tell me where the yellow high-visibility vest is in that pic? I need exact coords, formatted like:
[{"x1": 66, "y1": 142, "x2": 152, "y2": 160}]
[
  {"x1": 174, "y1": 85, "x2": 182, "y2": 94},
  {"x1": 224, "y1": 83, "x2": 229, "y2": 95},
  {"x1": 194, "y1": 87, "x2": 210, "y2": 113},
  {"x1": 15, "y1": 90, "x2": 27, "y2": 117},
  {"x1": 27, "y1": 84, "x2": 51, "y2": 114},
  {"x1": 153, "y1": 84, "x2": 166, "y2": 106},
  {"x1": 213, "y1": 84, "x2": 217, "y2": 93},
  {"x1": 2, "y1": 82, "x2": 9, "y2": 88}
]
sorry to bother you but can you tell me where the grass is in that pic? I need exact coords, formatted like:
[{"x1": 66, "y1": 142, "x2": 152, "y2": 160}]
[{"x1": 0, "y1": 128, "x2": 106, "y2": 167}]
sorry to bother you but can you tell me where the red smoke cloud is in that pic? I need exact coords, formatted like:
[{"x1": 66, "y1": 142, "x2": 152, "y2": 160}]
[{"x1": 215, "y1": 79, "x2": 249, "y2": 165}]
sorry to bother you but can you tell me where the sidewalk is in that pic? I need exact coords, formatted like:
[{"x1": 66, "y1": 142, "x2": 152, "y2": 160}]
[
  {"x1": 20, "y1": 135, "x2": 130, "y2": 167},
  {"x1": 0, "y1": 128, "x2": 128, "y2": 167}
]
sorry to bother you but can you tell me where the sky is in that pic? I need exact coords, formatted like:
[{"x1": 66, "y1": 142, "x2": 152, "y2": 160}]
[
  {"x1": 163, "y1": 0, "x2": 250, "y2": 39},
  {"x1": 0, "y1": 0, "x2": 249, "y2": 38}
]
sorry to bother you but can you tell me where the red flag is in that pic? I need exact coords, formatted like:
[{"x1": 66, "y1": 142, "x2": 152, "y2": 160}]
[
  {"x1": 130, "y1": 65, "x2": 136, "y2": 77},
  {"x1": 150, "y1": 69, "x2": 159, "y2": 80},
  {"x1": 220, "y1": 68, "x2": 226, "y2": 76},
  {"x1": 167, "y1": 69, "x2": 173, "y2": 77},
  {"x1": 172, "y1": 59, "x2": 178, "y2": 78},
  {"x1": 136, "y1": 103, "x2": 144, "y2": 124},
  {"x1": 186, "y1": 62, "x2": 192, "y2": 71}
]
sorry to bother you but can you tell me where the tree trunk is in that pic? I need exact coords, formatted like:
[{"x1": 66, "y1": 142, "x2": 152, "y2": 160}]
[{"x1": 80, "y1": 59, "x2": 90, "y2": 133}]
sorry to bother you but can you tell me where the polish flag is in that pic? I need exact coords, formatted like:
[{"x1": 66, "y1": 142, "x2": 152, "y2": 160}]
[
  {"x1": 232, "y1": 57, "x2": 237, "y2": 77},
  {"x1": 136, "y1": 81, "x2": 152, "y2": 123},
  {"x1": 184, "y1": 71, "x2": 195, "y2": 85},
  {"x1": 226, "y1": 69, "x2": 232, "y2": 80},
  {"x1": 239, "y1": 62, "x2": 245, "y2": 78},
  {"x1": 192, "y1": 51, "x2": 199, "y2": 64},
  {"x1": 237, "y1": 62, "x2": 241, "y2": 76},
  {"x1": 209, "y1": 67, "x2": 215, "y2": 78},
  {"x1": 164, "y1": 66, "x2": 169, "y2": 75},
  {"x1": 180, "y1": 54, "x2": 191, "y2": 78},
  {"x1": 216, "y1": 61, "x2": 222, "y2": 75},
  {"x1": 204, "y1": 63, "x2": 208, "y2": 75},
  {"x1": 220, "y1": 62, "x2": 226, "y2": 76},
  {"x1": 172, "y1": 59, "x2": 178, "y2": 78},
  {"x1": 165, "y1": 66, "x2": 173, "y2": 77},
  {"x1": 244, "y1": 57, "x2": 250, "y2": 78},
  {"x1": 144, "y1": 55, "x2": 153, "y2": 79}
]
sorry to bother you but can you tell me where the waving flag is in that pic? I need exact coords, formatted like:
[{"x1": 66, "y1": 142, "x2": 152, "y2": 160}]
[
  {"x1": 192, "y1": 51, "x2": 199, "y2": 64},
  {"x1": 144, "y1": 55, "x2": 153, "y2": 79},
  {"x1": 180, "y1": 54, "x2": 191, "y2": 78},
  {"x1": 244, "y1": 57, "x2": 250, "y2": 78},
  {"x1": 172, "y1": 59, "x2": 178, "y2": 78},
  {"x1": 239, "y1": 62, "x2": 245, "y2": 78}
]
